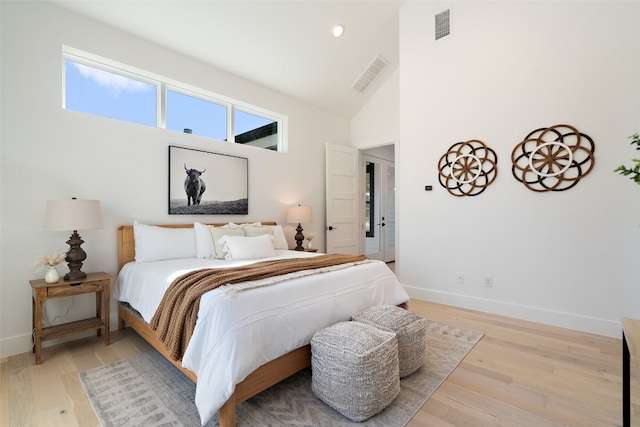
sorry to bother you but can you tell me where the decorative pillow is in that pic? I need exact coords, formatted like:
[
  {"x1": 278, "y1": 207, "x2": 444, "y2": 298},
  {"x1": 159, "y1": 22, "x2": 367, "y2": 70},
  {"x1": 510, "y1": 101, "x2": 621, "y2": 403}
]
[
  {"x1": 194, "y1": 222, "x2": 217, "y2": 259},
  {"x1": 268, "y1": 225, "x2": 289, "y2": 250},
  {"x1": 241, "y1": 225, "x2": 289, "y2": 250},
  {"x1": 133, "y1": 221, "x2": 196, "y2": 263},
  {"x1": 241, "y1": 225, "x2": 273, "y2": 237},
  {"x1": 227, "y1": 221, "x2": 261, "y2": 228},
  {"x1": 209, "y1": 227, "x2": 245, "y2": 259},
  {"x1": 219, "y1": 234, "x2": 277, "y2": 260}
]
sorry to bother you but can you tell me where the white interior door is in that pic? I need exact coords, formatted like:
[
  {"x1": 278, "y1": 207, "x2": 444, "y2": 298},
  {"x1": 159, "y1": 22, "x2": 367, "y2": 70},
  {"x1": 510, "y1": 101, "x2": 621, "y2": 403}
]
[
  {"x1": 325, "y1": 143, "x2": 361, "y2": 254},
  {"x1": 363, "y1": 155, "x2": 396, "y2": 262}
]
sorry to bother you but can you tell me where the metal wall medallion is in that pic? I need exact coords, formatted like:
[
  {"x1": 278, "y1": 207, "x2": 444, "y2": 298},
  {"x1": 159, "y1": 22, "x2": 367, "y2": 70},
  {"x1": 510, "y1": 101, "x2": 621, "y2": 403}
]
[
  {"x1": 438, "y1": 139, "x2": 498, "y2": 197},
  {"x1": 511, "y1": 124, "x2": 595, "y2": 192}
]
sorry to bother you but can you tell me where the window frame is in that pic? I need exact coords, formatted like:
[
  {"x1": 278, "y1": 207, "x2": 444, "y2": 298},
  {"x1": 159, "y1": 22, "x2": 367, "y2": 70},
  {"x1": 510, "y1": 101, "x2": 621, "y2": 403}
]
[
  {"x1": 62, "y1": 51, "x2": 162, "y2": 126},
  {"x1": 233, "y1": 106, "x2": 282, "y2": 151},
  {"x1": 165, "y1": 85, "x2": 231, "y2": 141},
  {"x1": 62, "y1": 46, "x2": 288, "y2": 152}
]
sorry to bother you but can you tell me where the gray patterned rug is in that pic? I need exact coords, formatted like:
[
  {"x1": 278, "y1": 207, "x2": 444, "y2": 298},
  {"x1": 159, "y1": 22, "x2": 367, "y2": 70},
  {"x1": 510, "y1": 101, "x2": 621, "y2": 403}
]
[{"x1": 79, "y1": 320, "x2": 482, "y2": 426}]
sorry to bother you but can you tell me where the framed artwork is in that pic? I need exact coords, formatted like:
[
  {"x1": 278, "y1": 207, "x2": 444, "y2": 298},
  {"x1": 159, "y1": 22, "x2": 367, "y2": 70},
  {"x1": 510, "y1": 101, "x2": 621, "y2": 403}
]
[{"x1": 168, "y1": 145, "x2": 248, "y2": 215}]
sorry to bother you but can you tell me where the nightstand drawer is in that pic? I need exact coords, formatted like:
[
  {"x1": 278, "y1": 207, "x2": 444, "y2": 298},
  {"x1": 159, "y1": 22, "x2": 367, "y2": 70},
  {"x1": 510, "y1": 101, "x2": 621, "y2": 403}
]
[{"x1": 47, "y1": 281, "x2": 102, "y2": 297}]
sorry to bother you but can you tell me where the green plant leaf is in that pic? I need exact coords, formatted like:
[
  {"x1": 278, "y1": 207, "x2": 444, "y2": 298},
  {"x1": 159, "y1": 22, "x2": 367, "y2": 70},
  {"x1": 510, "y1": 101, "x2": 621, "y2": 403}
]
[{"x1": 615, "y1": 133, "x2": 640, "y2": 185}]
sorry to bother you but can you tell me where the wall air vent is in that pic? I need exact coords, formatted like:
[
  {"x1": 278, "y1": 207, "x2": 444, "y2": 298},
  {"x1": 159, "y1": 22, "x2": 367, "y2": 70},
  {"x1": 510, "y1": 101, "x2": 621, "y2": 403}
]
[
  {"x1": 435, "y1": 9, "x2": 450, "y2": 40},
  {"x1": 351, "y1": 54, "x2": 389, "y2": 94}
]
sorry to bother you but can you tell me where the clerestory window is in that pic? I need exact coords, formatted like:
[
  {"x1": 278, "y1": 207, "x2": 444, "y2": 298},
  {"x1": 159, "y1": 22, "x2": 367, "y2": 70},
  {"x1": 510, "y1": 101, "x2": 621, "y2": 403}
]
[
  {"x1": 64, "y1": 59, "x2": 158, "y2": 127},
  {"x1": 63, "y1": 46, "x2": 287, "y2": 152},
  {"x1": 165, "y1": 88, "x2": 227, "y2": 141}
]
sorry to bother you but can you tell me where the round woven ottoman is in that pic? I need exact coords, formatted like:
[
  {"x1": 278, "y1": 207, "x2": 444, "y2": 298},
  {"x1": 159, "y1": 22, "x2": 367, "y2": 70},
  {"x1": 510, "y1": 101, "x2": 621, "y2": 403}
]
[
  {"x1": 310, "y1": 321, "x2": 400, "y2": 422},
  {"x1": 352, "y1": 305, "x2": 427, "y2": 378}
]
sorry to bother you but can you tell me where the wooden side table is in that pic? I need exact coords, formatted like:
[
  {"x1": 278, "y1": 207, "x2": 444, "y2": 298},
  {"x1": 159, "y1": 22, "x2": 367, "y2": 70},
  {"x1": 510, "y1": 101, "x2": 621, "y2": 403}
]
[{"x1": 30, "y1": 271, "x2": 111, "y2": 364}]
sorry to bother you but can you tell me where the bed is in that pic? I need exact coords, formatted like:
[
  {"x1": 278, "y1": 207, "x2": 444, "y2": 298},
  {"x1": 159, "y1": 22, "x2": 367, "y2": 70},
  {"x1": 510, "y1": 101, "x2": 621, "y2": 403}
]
[{"x1": 114, "y1": 221, "x2": 410, "y2": 426}]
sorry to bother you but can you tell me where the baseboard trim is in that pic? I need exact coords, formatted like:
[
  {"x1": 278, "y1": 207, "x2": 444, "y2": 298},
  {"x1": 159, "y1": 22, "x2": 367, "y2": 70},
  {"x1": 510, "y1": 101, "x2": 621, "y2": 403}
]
[
  {"x1": 1, "y1": 329, "x2": 104, "y2": 359},
  {"x1": 405, "y1": 286, "x2": 621, "y2": 338},
  {"x1": 1, "y1": 334, "x2": 32, "y2": 359}
]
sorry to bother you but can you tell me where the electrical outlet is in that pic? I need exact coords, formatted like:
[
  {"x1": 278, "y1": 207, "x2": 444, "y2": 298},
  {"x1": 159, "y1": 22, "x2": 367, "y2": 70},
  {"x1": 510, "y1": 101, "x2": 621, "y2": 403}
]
[
  {"x1": 483, "y1": 276, "x2": 494, "y2": 287},
  {"x1": 456, "y1": 272, "x2": 464, "y2": 284}
]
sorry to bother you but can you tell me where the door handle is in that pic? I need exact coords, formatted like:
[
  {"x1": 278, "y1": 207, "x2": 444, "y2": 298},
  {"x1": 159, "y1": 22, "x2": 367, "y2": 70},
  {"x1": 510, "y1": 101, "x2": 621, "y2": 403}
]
[
  {"x1": 381, "y1": 223, "x2": 386, "y2": 227},
  {"x1": 327, "y1": 226, "x2": 337, "y2": 231}
]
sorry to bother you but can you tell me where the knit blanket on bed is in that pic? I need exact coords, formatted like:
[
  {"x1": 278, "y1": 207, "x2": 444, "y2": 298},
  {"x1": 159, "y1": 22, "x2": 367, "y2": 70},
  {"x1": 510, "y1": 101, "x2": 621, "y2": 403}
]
[{"x1": 150, "y1": 254, "x2": 368, "y2": 361}]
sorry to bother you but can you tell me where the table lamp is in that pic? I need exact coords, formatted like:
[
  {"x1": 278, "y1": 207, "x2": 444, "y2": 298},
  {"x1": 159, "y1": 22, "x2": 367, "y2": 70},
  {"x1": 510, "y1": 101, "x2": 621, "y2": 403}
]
[
  {"x1": 286, "y1": 205, "x2": 312, "y2": 251},
  {"x1": 44, "y1": 198, "x2": 103, "y2": 281}
]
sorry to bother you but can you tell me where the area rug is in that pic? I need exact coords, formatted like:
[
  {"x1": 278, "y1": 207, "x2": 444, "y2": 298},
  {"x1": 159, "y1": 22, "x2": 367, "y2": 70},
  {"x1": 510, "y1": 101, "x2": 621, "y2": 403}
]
[{"x1": 79, "y1": 320, "x2": 482, "y2": 426}]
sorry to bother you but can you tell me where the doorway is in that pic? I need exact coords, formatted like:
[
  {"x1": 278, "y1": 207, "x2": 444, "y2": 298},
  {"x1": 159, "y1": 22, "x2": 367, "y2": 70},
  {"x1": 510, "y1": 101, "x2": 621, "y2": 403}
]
[{"x1": 361, "y1": 145, "x2": 395, "y2": 263}]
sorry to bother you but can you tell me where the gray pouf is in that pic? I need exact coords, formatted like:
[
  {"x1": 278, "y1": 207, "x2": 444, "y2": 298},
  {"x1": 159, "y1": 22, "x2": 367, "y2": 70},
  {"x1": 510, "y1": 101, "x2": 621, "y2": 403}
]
[
  {"x1": 310, "y1": 321, "x2": 400, "y2": 422},
  {"x1": 352, "y1": 305, "x2": 427, "y2": 378}
]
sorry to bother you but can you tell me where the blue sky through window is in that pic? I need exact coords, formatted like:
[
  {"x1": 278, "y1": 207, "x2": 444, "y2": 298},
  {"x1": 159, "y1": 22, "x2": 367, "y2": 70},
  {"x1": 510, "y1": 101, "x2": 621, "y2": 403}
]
[
  {"x1": 234, "y1": 110, "x2": 275, "y2": 136},
  {"x1": 166, "y1": 90, "x2": 227, "y2": 140},
  {"x1": 65, "y1": 58, "x2": 280, "y2": 147},
  {"x1": 65, "y1": 60, "x2": 156, "y2": 126}
]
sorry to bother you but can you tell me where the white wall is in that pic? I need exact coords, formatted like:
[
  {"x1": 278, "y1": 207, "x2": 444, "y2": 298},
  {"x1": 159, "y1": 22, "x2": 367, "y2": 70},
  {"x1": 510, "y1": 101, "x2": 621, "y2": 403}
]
[
  {"x1": 0, "y1": 1, "x2": 350, "y2": 357},
  {"x1": 351, "y1": 68, "x2": 399, "y2": 149},
  {"x1": 399, "y1": 1, "x2": 640, "y2": 337}
]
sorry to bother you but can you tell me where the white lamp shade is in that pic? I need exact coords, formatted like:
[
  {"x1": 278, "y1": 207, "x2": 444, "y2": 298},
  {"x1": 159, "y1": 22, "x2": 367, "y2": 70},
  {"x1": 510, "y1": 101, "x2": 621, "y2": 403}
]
[
  {"x1": 286, "y1": 205, "x2": 312, "y2": 224},
  {"x1": 44, "y1": 199, "x2": 103, "y2": 231}
]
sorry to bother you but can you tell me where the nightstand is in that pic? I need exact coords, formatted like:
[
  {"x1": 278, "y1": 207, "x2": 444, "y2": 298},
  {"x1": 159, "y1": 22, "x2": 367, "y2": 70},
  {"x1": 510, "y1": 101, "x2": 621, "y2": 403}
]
[
  {"x1": 30, "y1": 271, "x2": 111, "y2": 364},
  {"x1": 305, "y1": 248, "x2": 318, "y2": 253}
]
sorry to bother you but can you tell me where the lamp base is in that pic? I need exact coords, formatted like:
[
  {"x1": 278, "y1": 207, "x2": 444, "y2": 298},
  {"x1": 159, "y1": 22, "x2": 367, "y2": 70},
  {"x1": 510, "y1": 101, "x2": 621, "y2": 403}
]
[
  {"x1": 64, "y1": 270, "x2": 87, "y2": 281},
  {"x1": 294, "y1": 223, "x2": 306, "y2": 251},
  {"x1": 64, "y1": 230, "x2": 88, "y2": 282}
]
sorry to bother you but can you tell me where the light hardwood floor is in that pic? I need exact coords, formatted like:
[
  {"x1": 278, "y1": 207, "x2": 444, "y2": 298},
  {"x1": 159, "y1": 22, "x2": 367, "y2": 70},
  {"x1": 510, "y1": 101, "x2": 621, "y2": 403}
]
[
  {"x1": 408, "y1": 300, "x2": 630, "y2": 427},
  {"x1": 0, "y1": 300, "x2": 634, "y2": 427}
]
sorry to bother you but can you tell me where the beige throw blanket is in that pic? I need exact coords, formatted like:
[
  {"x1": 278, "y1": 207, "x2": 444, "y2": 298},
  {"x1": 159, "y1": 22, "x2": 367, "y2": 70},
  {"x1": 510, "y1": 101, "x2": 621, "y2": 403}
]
[{"x1": 150, "y1": 254, "x2": 367, "y2": 361}]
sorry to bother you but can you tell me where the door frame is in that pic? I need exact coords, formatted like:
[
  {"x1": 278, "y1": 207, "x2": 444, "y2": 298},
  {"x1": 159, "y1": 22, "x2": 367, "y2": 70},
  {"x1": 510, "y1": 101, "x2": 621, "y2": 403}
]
[
  {"x1": 325, "y1": 143, "x2": 396, "y2": 260},
  {"x1": 362, "y1": 153, "x2": 395, "y2": 262}
]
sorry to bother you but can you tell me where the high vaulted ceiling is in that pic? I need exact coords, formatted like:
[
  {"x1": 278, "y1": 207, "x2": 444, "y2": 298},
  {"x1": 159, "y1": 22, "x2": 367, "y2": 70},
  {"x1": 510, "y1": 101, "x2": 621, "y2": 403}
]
[{"x1": 49, "y1": 0, "x2": 403, "y2": 119}]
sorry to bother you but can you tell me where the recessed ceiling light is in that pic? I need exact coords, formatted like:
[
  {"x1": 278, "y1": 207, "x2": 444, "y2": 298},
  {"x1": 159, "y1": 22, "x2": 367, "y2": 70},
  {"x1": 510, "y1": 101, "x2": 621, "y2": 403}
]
[{"x1": 332, "y1": 24, "x2": 345, "y2": 38}]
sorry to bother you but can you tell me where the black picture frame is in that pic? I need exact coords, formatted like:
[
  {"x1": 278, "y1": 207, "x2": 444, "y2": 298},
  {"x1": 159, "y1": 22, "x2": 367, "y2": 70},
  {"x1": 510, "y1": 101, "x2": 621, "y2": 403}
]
[{"x1": 168, "y1": 145, "x2": 248, "y2": 215}]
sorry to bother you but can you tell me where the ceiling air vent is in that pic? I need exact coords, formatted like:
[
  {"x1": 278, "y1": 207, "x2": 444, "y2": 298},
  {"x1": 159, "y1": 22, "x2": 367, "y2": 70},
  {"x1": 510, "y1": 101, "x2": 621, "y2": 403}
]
[
  {"x1": 435, "y1": 9, "x2": 450, "y2": 40},
  {"x1": 352, "y1": 55, "x2": 389, "y2": 94}
]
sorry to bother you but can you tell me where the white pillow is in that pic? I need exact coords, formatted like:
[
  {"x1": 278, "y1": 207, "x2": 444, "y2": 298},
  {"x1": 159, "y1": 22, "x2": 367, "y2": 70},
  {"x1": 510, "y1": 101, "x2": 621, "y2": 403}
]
[
  {"x1": 227, "y1": 221, "x2": 261, "y2": 228},
  {"x1": 220, "y1": 234, "x2": 277, "y2": 260},
  {"x1": 241, "y1": 225, "x2": 273, "y2": 237},
  {"x1": 194, "y1": 222, "x2": 216, "y2": 259},
  {"x1": 209, "y1": 227, "x2": 245, "y2": 259},
  {"x1": 241, "y1": 225, "x2": 288, "y2": 250},
  {"x1": 268, "y1": 225, "x2": 289, "y2": 250},
  {"x1": 133, "y1": 221, "x2": 196, "y2": 263}
]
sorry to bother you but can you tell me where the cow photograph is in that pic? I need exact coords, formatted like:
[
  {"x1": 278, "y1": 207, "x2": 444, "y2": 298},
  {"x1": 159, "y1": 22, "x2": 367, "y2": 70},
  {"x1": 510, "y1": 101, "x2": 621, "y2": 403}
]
[{"x1": 168, "y1": 145, "x2": 248, "y2": 215}]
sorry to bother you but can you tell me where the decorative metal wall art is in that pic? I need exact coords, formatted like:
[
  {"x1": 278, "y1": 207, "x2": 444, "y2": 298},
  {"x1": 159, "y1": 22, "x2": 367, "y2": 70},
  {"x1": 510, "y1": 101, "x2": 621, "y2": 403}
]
[
  {"x1": 438, "y1": 140, "x2": 498, "y2": 197},
  {"x1": 511, "y1": 124, "x2": 595, "y2": 192}
]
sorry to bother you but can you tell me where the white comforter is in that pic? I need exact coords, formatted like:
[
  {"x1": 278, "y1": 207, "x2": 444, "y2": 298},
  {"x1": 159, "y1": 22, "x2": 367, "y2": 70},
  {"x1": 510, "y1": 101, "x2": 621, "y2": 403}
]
[{"x1": 114, "y1": 250, "x2": 409, "y2": 425}]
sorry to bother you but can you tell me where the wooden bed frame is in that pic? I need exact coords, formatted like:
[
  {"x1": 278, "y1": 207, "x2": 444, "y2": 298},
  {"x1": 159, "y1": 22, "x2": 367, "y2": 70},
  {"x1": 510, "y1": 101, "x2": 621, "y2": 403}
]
[{"x1": 116, "y1": 222, "x2": 311, "y2": 427}]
